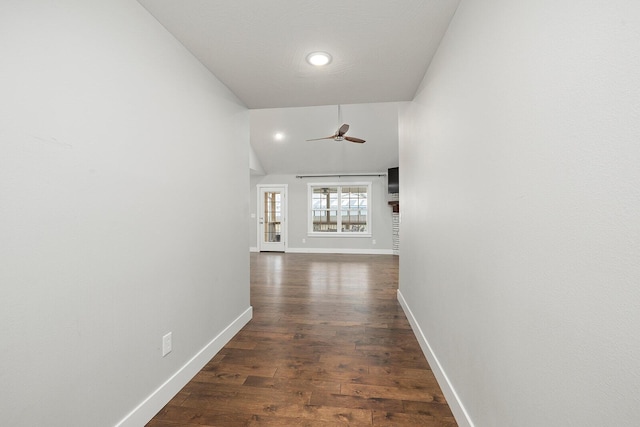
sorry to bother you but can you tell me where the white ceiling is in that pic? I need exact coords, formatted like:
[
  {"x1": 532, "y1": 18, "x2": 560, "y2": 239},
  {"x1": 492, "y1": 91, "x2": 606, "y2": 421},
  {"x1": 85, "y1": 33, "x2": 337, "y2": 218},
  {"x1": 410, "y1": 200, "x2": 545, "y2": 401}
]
[
  {"x1": 137, "y1": 0, "x2": 460, "y2": 109},
  {"x1": 137, "y1": 0, "x2": 460, "y2": 175},
  {"x1": 250, "y1": 102, "x2": 401, "y2": 175}
]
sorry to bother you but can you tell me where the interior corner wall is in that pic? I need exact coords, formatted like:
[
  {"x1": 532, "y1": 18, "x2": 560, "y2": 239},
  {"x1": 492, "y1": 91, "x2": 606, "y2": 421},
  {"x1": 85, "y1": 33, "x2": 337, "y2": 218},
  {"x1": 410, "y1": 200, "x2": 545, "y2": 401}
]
[
  {"x1": 249, "y1": 143, "x2": 266, "y2": 175},
  {"x1": 250, "y1": 174, "x2": 393, "y2": 254},
  {"x1": 398, "y1": 1, "x2": 640, "y2": 426},
  {"x1": 0, "y1": 1, "x2": 250, "y2": 426}
]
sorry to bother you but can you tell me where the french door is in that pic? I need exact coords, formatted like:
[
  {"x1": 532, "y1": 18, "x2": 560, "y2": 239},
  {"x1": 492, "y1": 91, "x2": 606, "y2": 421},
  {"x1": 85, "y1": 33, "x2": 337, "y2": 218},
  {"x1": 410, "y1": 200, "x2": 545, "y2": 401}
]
[{"x1": 257, "y1": 185, "x2": 287, "y2": 252}]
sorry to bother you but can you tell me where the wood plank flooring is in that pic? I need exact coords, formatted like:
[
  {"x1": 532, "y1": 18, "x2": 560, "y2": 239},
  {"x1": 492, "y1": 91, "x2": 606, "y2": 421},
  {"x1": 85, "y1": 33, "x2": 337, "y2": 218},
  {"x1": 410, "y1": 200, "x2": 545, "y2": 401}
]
[{"x1": 147, "y1": 253, "x2": 456, "y2": 426}]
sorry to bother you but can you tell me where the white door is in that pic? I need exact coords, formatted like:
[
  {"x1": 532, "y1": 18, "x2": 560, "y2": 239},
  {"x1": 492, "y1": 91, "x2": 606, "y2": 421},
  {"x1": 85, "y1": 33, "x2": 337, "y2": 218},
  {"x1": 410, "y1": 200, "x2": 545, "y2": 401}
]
[{"x1": 258, "y1": 185, "x2": 287, "y2": 252}]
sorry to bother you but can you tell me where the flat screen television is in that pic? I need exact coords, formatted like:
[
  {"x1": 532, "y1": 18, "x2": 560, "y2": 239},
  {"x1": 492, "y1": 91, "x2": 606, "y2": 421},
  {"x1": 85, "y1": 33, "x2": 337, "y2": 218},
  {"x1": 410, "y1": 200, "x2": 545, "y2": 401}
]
[{"x1": 388, "y1": 167, "x2": 399, "y2": 194}]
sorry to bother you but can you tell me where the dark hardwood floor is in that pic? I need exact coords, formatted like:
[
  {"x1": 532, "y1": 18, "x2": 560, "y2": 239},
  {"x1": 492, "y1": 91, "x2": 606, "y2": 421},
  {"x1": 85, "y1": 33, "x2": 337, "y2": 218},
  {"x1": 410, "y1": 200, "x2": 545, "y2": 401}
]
[{"x1": 147, "y1": 253, "x2": 456, "y2": 426}]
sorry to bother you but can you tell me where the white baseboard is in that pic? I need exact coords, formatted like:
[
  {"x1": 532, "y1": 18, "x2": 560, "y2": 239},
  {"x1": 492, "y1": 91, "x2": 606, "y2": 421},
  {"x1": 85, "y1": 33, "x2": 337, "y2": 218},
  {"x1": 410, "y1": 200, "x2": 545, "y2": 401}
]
[
  {"x1": 249, "y1": 246, "x2": 259, "y2": 253},
  {"x1": 286, "y1": 247, "x2": 394, "y2": 255},
  {"x1": 397, "y1": 290, "x2": 474, "y2": 427},
  {"x1": 115, "y1": 306, "x2": 253, "y2": 427}
]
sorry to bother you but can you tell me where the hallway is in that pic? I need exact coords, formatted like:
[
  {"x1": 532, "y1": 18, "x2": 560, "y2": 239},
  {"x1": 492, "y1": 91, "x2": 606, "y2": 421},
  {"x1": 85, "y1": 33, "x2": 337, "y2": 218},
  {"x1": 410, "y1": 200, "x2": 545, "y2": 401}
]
[{"x1": 147, "y1": 253, "x2": 456, "y2": 426}]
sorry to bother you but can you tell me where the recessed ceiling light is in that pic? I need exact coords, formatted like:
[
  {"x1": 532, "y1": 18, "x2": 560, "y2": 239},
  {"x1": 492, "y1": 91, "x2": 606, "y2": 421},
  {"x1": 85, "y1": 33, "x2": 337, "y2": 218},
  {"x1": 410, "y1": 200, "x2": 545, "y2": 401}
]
[
  {"x1": 274, "y1": 132, "x2": 284, "y2": 141},
  {"x1": 306, "y1": 52, "x2": 332, "y2": 66}
]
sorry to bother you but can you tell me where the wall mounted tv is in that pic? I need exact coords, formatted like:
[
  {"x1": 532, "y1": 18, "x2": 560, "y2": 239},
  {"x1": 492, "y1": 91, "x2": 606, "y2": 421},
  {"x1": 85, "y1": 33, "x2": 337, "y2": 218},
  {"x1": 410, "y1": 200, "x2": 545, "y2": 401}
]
[{"x1": 388, "y1": 167, "x2": 399, "y2": 194}]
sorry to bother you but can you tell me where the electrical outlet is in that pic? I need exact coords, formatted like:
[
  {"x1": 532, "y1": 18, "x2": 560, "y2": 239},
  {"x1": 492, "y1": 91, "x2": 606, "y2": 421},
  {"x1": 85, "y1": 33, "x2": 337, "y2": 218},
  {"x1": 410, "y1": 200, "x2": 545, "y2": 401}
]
[
  {"x1": 372, "y1": 239, "x2": 377, "y2": 245},
  {"x1": 162, "y1": 332, "x2": 172, "y2": 357},
  {"x1": 302, "y1": 238, "x2": 306, "y2": 243}
]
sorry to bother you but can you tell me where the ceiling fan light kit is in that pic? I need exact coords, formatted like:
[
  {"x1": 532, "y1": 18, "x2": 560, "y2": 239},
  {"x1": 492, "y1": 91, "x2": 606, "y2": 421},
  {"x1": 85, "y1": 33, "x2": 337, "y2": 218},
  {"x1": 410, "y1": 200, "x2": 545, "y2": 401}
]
[
  {"x1": 306, "y1": 123, "x2": 366, "y2": 144},
  {"x1": 306, "y1": 105, "x2": 366, "y2": 144}
]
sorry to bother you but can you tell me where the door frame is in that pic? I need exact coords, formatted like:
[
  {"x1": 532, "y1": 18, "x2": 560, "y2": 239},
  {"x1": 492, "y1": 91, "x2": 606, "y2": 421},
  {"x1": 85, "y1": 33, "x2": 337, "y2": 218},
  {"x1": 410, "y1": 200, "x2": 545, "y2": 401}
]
[{"x1": 257, "y1": 184, "x2": 288, "y2": 252}]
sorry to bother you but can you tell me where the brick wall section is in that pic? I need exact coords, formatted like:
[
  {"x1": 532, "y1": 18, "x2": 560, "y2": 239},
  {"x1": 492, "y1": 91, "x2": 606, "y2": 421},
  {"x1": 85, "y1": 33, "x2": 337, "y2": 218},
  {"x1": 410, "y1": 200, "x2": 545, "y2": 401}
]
[{"x1": 389, "y1": 193, "x2": 399, "y2": 255}]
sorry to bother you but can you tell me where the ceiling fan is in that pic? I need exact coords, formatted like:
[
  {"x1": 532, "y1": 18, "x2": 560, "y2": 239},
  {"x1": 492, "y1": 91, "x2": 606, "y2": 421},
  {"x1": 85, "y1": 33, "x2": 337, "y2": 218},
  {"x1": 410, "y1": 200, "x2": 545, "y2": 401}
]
[{"x1": 306, "y1": 105, "x2": 366, "y2": 144}]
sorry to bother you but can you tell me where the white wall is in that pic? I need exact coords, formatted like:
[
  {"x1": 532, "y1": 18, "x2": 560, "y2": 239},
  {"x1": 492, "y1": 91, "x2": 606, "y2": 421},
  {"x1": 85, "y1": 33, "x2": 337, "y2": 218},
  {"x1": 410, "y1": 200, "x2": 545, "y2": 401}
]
[
  {"x1": 399, "y1": 1, "x2": 640, "y2": 426},
  {"x1": 250, "y1": 174, "x2": 394, "y2": 254},
  {"x1": 0, "y1": 1, "x2": 250, "y2": 426}
]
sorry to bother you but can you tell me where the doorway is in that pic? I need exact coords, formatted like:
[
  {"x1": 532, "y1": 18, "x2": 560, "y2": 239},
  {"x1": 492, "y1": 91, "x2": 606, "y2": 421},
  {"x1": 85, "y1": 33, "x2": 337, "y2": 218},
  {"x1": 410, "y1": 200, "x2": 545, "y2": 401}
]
[{"x1": 257, "y1": 185, "x2": 287, "y2": 252}]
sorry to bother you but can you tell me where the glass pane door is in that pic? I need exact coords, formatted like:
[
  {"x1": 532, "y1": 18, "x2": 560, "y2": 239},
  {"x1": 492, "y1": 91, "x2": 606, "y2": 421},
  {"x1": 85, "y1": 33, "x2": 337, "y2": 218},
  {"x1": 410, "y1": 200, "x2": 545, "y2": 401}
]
[
  {"x1": 263, "y1": 191, "x2": 281, "y2": 243},
  {"x1": 258, "y1": 186, "x2": 286, "y2": 252}
]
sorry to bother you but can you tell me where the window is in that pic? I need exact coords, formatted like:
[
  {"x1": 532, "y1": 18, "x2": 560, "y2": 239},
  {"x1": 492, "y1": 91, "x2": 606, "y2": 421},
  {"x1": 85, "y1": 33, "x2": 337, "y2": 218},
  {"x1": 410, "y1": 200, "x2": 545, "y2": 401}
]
[{"x1": 308, "y1": 183, "x2": 371, "y2": 236}]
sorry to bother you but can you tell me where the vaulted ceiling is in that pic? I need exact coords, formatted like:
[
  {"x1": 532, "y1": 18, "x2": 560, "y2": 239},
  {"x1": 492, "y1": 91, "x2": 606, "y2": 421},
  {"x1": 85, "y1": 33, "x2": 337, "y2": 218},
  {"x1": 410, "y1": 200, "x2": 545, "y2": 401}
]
[
  {"x1": 137, "y1": 0, "x2": 460, "y2": 174},
  {"x1": 250, "y1": 102, "x2": 401, "y2": 175}
]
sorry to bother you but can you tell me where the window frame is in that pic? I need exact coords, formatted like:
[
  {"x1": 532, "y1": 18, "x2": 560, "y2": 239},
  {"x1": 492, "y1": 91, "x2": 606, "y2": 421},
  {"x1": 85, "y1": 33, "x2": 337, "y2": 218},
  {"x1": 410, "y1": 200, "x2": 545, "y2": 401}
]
[{"x1": 307, "y1": 182, "x2": 372, "y2": 237}]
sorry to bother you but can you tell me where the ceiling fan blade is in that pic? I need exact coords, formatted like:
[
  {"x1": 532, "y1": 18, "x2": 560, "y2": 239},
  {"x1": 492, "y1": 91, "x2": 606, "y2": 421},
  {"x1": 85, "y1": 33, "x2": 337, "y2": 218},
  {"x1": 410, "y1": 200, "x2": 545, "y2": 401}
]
[
  {"x1": 337, "y1": 123, "x2": 349, "y2": 136},
  {"x1": 306, "y1": 136, "x2": 336, "y2": 141},
  {"x1": 345, "y1": 136, "x2": 366, "y2": 143}
]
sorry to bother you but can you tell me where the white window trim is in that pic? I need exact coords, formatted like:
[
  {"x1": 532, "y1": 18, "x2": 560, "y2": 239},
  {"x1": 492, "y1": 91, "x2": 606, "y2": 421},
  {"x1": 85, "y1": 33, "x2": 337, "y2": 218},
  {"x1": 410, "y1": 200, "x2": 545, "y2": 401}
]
[{"x1": 307, "y1": 182, "x2": 372, "y2": 238}]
